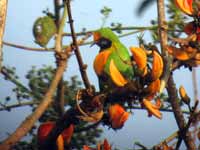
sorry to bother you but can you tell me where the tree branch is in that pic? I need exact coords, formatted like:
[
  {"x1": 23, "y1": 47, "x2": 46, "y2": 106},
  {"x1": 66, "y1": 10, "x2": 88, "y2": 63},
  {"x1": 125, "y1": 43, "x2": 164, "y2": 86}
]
[
  {"x1": 175, "y1": 101, "x2": 199, "y2": 149},
  {"x1": 0, "y1": 101, "x2": 39, "y2": 111},
  {"x1": 157, "y1": 1, "x2": 195, "y2": 148},
  {"x1": 0, "y1": 0, "x2": 8, "y2": 71},
  {"x1": 153, "y1": 130, "x2": 179, "y2": 149},
  {"x1": 167, "y1": 76, "x2": 196, "y2": 149},
  {"x1": 157, "y1": 0, "x2": 167, "y2": 54},
  {"x1": 54, "y1": 0, "x2": 65, "y2": 116},
  {"x1": 54, "y1": 79, "x2": 65, "y2": 116},
  {"x1": 1, "y1": 26, "x2": 158, "y2": 52},
  {"x1": 66, "y1": 0, "x2": 91, "y2": 89},
  {"x1": 157, "y1": 0, "x2": 172, "y2": 93},
  {"x1": 62, "y1": 25, "x2": 158, "y2": 36},
  {"x1": 3, "y1": 41, "x2": 53, "y2": 51}
]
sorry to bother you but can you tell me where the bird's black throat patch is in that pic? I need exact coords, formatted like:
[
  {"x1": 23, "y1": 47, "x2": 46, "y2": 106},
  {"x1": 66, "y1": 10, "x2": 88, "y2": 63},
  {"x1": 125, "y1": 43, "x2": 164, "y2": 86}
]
[{"x1": 96, "y1": 37, "x2": 112, "y2": 51}]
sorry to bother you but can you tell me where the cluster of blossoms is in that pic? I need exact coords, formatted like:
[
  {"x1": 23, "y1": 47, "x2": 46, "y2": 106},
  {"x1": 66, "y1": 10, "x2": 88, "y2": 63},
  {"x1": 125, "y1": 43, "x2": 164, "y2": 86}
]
[
  {"x1": 93, "y1": 31, "x2": 164, "y2": 121},
  {"x1": 37, "y1": 122, "x2": 74, "y2": 150},
  {"x1": 167, "y1": 0, "x2": 200, "y2": 67},
  {"x1": 36, "y1": 1, "x2": 200, "y2": 150}
]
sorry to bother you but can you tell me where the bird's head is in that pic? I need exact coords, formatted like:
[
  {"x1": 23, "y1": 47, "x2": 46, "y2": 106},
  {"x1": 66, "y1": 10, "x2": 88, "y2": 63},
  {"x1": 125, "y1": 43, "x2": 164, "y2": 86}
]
[{"x1": 92, "y1": 28, "x2": 119, "y2": 50}]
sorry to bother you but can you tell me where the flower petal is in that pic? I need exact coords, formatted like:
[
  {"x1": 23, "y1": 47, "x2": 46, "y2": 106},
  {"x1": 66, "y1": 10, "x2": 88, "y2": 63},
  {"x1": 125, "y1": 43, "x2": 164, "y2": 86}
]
[
  {"x1": 179, "y1": 86, "x2": 190, "y2": 104},
  {"x1": 109, "y1": 59, "x2": 128, "y2": 87},
  {"x1": 130, "y1": 46, "x2": 147, "y2": 76},
  {"x1": 175, "y1": 0, "x2": 193, "y2": 15},
  {"x1": 104, "y1": 139, "x2": 112, "y2": 150},
  {"x1": 151, "y1": 51, "x2": 163, "y2": 81},
  {"x1": 37, "y1": 122, "x2": 55, "y2": 143},
  {"x1": 166, "y1": 45, "x2": 197, "y2": 60},
  {"x1": 93, "y1": 50, "x2": 111, "y2": 75},
  {"x1": 108, "y1": 104, "x2": 129, "y2": 129},
  {"x1": 56, "y1": 135, "x2": 64, "y2": 150},
  {"x1": 83, "y1": 145, "x2": 93, "y2": 150},
  {"x1": 184, "y1": 22, "x2": 195, "y2": 35},
  {"x1": 61, "y1": 124, "x2": 74, "y2": 144},
  {"x1": 142, "y1": 99, "x2": 162, "y2": 119}
]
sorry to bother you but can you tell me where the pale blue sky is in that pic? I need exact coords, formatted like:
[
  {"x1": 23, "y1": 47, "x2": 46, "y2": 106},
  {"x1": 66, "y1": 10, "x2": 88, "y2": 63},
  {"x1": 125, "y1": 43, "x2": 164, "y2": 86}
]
[{"x1": 0, "y1": 0, "x2": 199, "y2": 149}]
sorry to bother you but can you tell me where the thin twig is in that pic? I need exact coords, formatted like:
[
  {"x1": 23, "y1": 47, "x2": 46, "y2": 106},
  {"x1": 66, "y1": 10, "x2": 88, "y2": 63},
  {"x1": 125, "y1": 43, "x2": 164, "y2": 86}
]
[
  {"x1": 153, "y1": 130, "x2": 179, "y2": 149},
  {"x1": 175, "y1": 101, "x2": 199, "y2": 149},
  {"x1": 62, "y1": 25, "x2": 158, "y2": 36},
  {"x1": 55, "y1": 3, "x2": 67, "y2": 53},
  {"x1": 2, "y1": 23, "x2": 179, "y2": 53},
  {"x1": 126, "y1": 106, "x2": 190, "y2": 114},
  {"x1": 66, "y1": 0, "x2": 91, "y2": 89},
  {"x1": 0, "y1": 101, "x2": 39, "y2": 111},
  {"x1": 54, "y1": 0, "x2": 61, "y2": 28},
  {"x1": 62, "y1": 23, "x2": 182, "y2": 37},
  {"x1": 3, "y1": 41, "x2": 53, "y2": 51},
  {"x1": 2, "y1": 27, "x2": 156, "y2": 52},
  {"x1": 167, "y1": 76, "x2": 196, "y2": 150}
]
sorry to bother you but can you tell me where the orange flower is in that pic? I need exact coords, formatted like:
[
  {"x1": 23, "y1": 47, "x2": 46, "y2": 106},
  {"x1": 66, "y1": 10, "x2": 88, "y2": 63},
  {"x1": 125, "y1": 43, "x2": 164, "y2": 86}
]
[
  {"x1": 163, "y1": 143, "x2": 174, "y2": 150},
  {"x1": 83, "y1": 145, "x2": 93, "y2": 150},
  {"x1": 108, "y1": 104, "x2": 129, "y2": 129},
  {"x1": 61, "y1": 124, "x2": 74, "y2": 144},
  {"x1": 37, "y1": 121, "x2": 55, "y2": 144},
  {"x1": 179, "y1": 85, "x2": 190, "y2": 104},
  {"x1": 109, "y1": 59, "x2": 128, "y2": 87},
  {"x1": 175, "y1": 0, "x2": 200, "y2": 43},
  {"x1": 142, "y1": 99, "x2": 162, "y2": 119},
  {"x1": 184, "y1": 22, "x2": 200, "y2": 42},
  {"x1": 129, "y1": 46, "x2": 147, "y2": 76},
  {"x1": 145, "y1": 79, "x2": 161, "y2": 99},
  {"x1": 37, "y1": 122, "x2": 74, "y2": 150},
  {"x1": 151, "y1": 51, "x2": 163, "y2": 81},
  {"x1": 83, "y1": 139, "x2": 111, "y2": 150},
  {"x1": 103, "y1": 139, "x2": 112, "y2": 150},
  {"x1": 56, "y1": 135, "x2": 64, "y2": 150},
  {"x1": 166, "y1": 45, "x2": 197, "y2": 60},
  {"x1": 155, "y1": 98, "x2": 162, "y2": 109},
  {"x1": 174, "y1": 0, "x2": 193, "y2": 15},
  {"x1": 93, "y1": 50, "x2": 111, "y2": 75}
]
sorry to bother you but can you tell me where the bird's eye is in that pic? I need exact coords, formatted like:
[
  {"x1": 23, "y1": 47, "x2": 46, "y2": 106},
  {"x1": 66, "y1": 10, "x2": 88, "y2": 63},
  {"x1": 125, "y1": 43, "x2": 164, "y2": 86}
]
[
  {"x1": 98, "y1": 38, "x2": 112, "y2": 49},
  {"x1": 35, "y1": 24, "x2": 42, "y2": 33}
]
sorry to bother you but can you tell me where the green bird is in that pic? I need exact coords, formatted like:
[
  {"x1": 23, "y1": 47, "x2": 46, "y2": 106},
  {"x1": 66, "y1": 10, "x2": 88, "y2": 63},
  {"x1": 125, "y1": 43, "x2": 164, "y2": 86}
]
[
  {"x1": 33, "y1": 16, "x2": 57, "y2": 47},
  {"x1": 93, "y1": 28, "x2": 134, "y2": 91}
]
